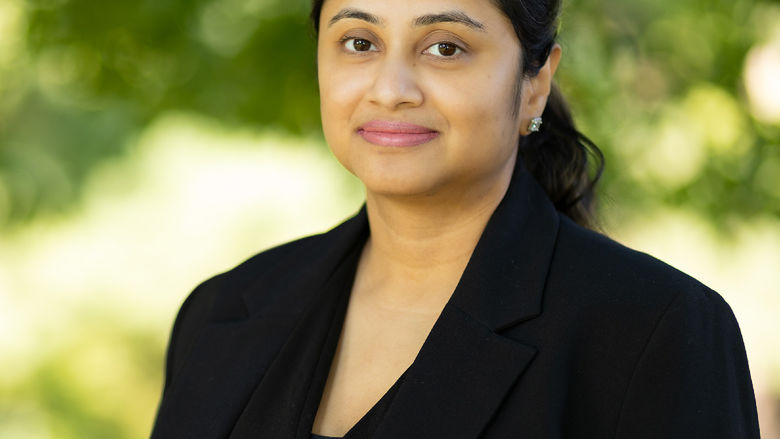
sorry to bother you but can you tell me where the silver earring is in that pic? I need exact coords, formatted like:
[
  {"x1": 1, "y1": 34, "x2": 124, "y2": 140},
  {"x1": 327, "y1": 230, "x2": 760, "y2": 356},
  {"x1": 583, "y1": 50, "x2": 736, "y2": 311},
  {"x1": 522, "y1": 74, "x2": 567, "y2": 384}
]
[{"x1": 528, "y1": 117, "x2": 543, "y2": 133}]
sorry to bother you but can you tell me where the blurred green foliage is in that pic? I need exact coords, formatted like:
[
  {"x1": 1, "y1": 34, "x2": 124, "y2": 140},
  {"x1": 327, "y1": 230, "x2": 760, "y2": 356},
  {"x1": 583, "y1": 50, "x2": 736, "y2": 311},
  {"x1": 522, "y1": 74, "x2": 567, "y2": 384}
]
[
  {"x1": 1, "y1": 0, "x2": 320, "y2": 227},
  {"x1": 558, "y1": 0, "x2": 780, "y2": 227},
  {"x1": 0, "y1": 0, "x2": 778, "y2": 229}
]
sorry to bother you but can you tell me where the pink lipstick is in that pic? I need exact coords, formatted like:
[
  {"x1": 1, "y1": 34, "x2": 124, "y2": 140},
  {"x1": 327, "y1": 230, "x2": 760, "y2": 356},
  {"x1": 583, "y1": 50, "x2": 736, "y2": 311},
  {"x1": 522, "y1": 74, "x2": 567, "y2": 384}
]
[{"x1": 358, "y1": 120, "x2": 439, "y2": 147}]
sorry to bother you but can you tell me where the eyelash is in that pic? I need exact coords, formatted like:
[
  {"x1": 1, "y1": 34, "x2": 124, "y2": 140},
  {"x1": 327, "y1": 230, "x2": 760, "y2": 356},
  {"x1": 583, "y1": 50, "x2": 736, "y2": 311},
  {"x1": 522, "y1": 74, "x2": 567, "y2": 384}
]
[{"x1": 338, "y1": 35, "x2": 465, "y2": 59}]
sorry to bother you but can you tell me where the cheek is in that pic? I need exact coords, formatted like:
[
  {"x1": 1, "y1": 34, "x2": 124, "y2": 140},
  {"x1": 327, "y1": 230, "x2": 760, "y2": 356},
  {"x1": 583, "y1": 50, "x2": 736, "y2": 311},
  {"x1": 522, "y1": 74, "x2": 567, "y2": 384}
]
[
  {"x1": 319, "y1": 61, "x2": 372, "y2": 136},
  {"x1": 429, "y1": 64, "x2": 520, "y2": 150},
  {"x1": 319, "y1": 57, "x2": 371, "y2": 112},
  {"x1": 318, "y1": 58, "x2": 373, "y2": 172}
]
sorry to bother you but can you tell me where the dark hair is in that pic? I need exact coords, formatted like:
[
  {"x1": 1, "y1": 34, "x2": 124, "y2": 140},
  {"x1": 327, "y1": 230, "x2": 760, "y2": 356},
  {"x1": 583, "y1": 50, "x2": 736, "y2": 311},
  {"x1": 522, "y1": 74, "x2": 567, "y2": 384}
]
[{"x1": 310, "y1": 0, "x2": 604, "y2": 229}]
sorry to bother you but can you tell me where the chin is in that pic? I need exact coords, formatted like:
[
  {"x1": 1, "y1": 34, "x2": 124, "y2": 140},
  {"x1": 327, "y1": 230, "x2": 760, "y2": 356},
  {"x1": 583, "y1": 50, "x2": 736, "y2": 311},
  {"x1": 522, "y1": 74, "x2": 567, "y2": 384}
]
[{"x1": 355, "y1": 167, "x2": 443, "y2": 199}]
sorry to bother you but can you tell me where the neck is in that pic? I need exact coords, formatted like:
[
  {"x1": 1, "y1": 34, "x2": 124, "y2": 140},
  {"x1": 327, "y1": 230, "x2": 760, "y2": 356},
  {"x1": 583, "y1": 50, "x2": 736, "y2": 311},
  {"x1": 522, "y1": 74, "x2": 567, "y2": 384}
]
[{"x1": 355, "y1": 156, "x2": 517, "y2": 311}]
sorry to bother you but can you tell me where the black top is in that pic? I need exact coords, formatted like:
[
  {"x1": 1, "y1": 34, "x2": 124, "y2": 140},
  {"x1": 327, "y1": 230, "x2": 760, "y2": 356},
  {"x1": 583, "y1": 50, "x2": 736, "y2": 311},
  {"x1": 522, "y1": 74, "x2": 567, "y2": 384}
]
[{"x1": 308, "y1": 374, "x2": 404, "y2": 439}]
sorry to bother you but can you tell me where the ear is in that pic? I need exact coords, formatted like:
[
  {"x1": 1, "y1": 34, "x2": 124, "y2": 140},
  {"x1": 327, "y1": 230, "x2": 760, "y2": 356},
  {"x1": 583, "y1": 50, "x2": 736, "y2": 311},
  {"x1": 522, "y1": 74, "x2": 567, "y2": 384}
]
[{"x1": 519, "y1": 43, "x2": 562, "y2": 135}]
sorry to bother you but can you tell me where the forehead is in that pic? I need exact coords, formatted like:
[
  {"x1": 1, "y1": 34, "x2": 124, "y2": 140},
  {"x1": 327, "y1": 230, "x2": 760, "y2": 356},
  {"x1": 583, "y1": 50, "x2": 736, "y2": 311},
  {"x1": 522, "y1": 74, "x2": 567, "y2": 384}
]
[{"x1": 320, "y1": 0, "x2": 509, "y2": 32}]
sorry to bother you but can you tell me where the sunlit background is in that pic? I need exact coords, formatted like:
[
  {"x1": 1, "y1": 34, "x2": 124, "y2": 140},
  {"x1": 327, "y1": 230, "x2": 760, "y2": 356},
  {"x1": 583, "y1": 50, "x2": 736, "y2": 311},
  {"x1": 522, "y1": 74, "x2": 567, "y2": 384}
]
[{"x1": 0, "y1": 0, "x2": 778, "y2": 437}]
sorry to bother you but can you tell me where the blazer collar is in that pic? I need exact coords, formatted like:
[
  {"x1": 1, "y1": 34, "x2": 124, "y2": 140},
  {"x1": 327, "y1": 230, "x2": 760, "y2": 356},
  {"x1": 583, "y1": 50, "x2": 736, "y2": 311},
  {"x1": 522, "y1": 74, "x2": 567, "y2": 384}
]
[
  {"x1": 451, "y1": 160, "x2": 560, "y2": 332},
  {"x1": 239, "y1": 158, "x2": 559, "y2": 333},
  {"x1": 152, "y1": 206, "x2": 371, "y2": 439},
  {"x1": 240, "y1": 202, "x2": 369, "y2": 320}
]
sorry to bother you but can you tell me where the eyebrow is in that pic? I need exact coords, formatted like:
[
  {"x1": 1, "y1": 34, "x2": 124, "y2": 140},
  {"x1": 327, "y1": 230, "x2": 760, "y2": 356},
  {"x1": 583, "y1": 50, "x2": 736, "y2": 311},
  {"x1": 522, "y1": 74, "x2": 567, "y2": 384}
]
[
  {"x1": 327, "y1": 8, "x2": 486, "y2": 32},
  {"x1": 414, "y1": 11, "x2": 485, "y2": 31},
  {"x1": 328, "y1": 8, "x2": 383, "y2": 27}
]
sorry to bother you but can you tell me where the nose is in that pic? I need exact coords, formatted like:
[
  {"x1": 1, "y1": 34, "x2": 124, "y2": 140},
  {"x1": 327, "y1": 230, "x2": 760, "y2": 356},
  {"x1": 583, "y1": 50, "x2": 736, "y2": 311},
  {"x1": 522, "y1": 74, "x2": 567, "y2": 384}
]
[{"x1": 366, "y1": 56, "x2": 424, "y2": 110}]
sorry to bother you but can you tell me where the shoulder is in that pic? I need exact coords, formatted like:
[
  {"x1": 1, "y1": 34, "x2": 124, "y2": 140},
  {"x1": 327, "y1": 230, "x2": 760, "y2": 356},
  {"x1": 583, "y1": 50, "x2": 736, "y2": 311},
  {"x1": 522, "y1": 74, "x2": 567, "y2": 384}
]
[
  {"x1": 540, "y1": 216, "x2": 758, "y2": 435},
  {"x1": 178, "y1": 207, "x2": 367, "y2": 324},
  {"x1": 539, "y1": 214, "x2": 743, "y2": 354},
  {"x1": 162, "y1": 208, "x2": 366, "y2": 379},
  {"x1": 184, "y1": 234, "x2": 320, "y2": 314},
  {"x1": 160, "y1": 233, "x2": 324, "y2": 379},
  {"x1": 550, "y1": 214, "x2": 724, "y2": 313}
]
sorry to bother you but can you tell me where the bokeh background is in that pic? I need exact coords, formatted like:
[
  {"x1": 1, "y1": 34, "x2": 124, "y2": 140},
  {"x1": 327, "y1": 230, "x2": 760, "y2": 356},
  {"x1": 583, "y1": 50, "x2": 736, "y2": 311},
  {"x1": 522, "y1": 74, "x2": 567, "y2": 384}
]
[{"x1": 0, "y1": 0, "x2": 778, "y2": 436}]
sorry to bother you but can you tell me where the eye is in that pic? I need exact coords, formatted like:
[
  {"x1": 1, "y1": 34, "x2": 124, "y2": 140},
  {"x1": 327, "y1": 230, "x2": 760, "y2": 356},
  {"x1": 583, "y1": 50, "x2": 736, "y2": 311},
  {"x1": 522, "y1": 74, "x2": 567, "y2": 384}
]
[
  {"x1": 423, "y1": 42, "x2": 463, "y2": 58},
  {"x1": 342, "y1": 37, "x2": 378, "y2": 53}
]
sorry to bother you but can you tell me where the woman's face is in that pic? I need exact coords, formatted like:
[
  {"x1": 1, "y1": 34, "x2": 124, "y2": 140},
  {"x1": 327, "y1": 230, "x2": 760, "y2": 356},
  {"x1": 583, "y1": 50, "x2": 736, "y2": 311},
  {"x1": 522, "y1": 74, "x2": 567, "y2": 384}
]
[{"x1": 317, "y1": 0, "x2": 547, "y2": 198}]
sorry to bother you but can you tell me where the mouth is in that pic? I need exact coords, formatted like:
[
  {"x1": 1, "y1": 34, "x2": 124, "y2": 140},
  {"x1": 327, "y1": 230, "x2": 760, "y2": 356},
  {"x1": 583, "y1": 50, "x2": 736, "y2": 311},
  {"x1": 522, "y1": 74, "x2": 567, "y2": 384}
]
[{"x1": 357, "y1": 120, "x2": 440, "y2": 147}]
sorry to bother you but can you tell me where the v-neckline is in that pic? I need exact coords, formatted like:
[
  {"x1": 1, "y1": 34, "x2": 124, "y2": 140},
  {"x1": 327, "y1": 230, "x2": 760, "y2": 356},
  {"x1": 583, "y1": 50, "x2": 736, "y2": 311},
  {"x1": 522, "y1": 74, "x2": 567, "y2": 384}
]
[
  {"x1": 305, "y1": 241, "x2": 411, "y2": 439},
  {"x1": 309, "y1": 372, "x2": 408, "y2": 439}
]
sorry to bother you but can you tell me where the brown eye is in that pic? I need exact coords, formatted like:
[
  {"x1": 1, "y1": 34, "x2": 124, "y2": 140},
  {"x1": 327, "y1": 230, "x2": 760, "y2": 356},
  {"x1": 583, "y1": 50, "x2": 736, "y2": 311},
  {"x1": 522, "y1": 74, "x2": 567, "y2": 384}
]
[
  {"x1": 353, "y1": 39, "x2": 371, "y2": 51},
  {"x1": 344, "y1": 38, "x2": 375, "y2": 52},
  {"x1": 437, "y1": 43, "x2": 457, "y2": 57},
  {"x1": 423, "y1": 41, "x2": 463, "y2": 58}
]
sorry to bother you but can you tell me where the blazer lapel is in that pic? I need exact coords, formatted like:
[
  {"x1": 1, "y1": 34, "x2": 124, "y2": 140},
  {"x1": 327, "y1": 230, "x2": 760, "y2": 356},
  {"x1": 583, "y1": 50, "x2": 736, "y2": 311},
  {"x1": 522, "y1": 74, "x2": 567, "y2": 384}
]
[
  {"x1": 374, "y1": 305, "x2": 538, "y2": 439},
  {"x1": 153, "y1": 206, "x2": 370, "y2": 439},
  {"x1": 228, "y1": 241, "x2": 361, "y2": 439},
  {"x1": 374, "y1": 163, "x2": 560, "y2": 438},
  {"x1": 153, "y1": 316, "x2": 298, "y2": 438}
]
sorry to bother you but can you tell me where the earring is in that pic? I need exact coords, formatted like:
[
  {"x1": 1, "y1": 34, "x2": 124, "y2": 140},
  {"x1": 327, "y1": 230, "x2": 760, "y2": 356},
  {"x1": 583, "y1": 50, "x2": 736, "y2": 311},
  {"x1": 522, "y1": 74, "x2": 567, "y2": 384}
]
[{"x1": 528, "y1": 117, "x2": 543, "y2": 133}]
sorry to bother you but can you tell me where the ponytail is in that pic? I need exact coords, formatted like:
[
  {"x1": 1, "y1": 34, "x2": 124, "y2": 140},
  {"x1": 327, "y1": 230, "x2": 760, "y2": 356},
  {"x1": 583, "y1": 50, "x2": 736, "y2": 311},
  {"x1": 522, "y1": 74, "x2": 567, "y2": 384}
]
[{"x1": 518, "y1": 82, "x2": 604, "y2": 229}]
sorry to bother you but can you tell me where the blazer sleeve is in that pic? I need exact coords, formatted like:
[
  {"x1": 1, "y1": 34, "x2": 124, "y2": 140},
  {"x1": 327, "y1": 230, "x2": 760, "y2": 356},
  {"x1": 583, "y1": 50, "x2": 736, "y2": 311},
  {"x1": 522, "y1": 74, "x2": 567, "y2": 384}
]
[{"x1": 614, "y1": 285, "x2": 761, "y2": 438}]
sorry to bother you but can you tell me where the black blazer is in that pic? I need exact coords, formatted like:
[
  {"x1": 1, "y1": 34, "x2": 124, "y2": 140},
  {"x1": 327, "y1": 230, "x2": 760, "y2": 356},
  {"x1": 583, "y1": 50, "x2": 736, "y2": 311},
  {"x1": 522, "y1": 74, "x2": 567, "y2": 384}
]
[{"x1": 151, "y1": 164, "x2": 760, "y2": 438}]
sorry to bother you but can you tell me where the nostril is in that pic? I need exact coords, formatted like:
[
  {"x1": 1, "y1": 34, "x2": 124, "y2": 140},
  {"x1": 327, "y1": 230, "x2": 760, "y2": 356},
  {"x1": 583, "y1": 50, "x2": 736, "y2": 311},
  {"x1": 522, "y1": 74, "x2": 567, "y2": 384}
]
[{"x1": 367, "y1": 66, "x2": 424, "y2": 108}]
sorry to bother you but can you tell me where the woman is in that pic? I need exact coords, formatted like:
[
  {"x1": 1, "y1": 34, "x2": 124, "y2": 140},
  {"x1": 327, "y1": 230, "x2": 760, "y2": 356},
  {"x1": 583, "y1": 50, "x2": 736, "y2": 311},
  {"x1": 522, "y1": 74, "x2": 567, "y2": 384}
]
[{"x1": 151, "y1": 0, "x2": 760, "y2": 437}]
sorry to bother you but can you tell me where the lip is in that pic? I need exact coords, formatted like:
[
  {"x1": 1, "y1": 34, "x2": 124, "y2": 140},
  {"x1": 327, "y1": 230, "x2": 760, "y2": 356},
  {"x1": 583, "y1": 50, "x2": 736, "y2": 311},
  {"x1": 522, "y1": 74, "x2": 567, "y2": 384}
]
[{"x1": 357, "y1": 120, "x2": 440, "y2": 147}]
